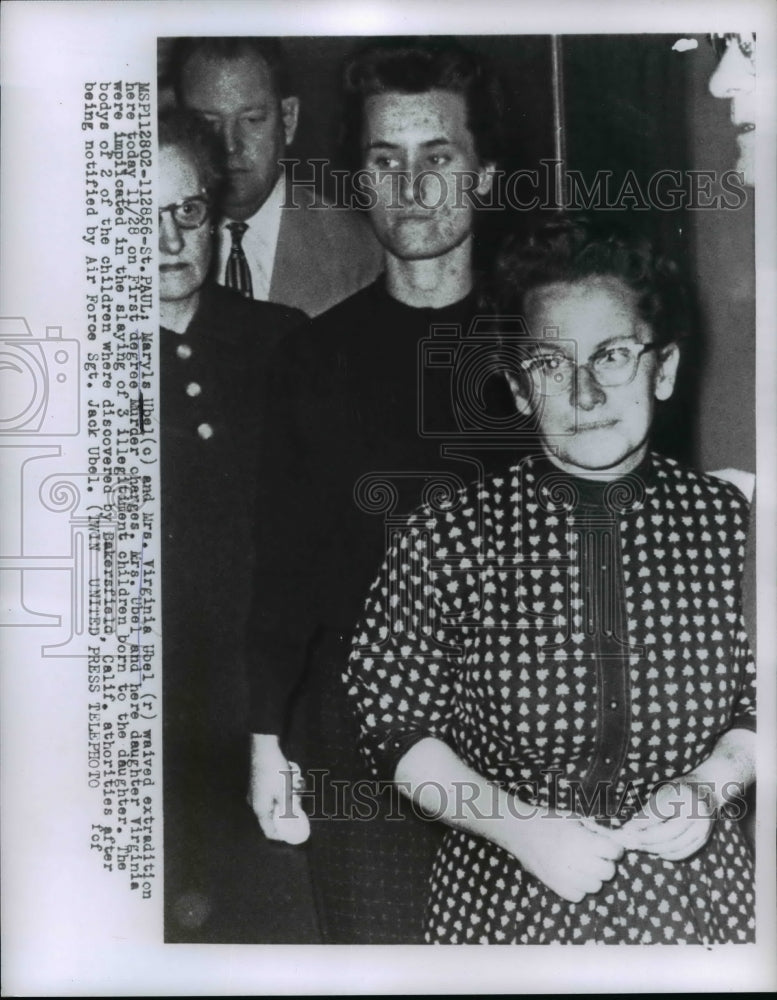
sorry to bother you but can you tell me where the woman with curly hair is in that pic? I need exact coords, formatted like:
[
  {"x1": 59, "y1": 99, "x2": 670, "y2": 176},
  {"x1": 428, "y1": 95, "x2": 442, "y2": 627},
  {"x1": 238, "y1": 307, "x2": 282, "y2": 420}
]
[{"x1": 346, "y1": 217, "x2": 755, "y2": 944}]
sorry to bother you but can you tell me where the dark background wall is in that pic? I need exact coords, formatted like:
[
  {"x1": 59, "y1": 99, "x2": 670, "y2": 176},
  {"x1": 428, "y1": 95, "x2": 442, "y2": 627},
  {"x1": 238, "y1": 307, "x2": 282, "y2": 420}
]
[{"x1": 562, "y1": 34, "x2": 697, "y2": 463}]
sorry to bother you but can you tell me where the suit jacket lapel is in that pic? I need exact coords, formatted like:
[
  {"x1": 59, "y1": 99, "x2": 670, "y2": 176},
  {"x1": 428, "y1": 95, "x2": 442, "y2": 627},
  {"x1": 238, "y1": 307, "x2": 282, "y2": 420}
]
[{"x1": 270, "y1": 196, "x2": 333, "y2": 315}]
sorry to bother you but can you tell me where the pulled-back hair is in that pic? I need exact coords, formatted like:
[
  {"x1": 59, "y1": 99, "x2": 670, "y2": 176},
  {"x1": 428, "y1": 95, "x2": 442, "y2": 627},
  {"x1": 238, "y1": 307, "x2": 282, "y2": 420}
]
[
  {"x1": 489, "y1": 215, "x2": 691, "y2": 347},
  {"x1": 341, "y1": 37, "x2": 505, "y2": 169},
  {"x1": 168, "y1": 36, "x2": 292, "y2": 103},
  {"x1": 158, "y1": 107, "x2": 226, "y2": 200}
]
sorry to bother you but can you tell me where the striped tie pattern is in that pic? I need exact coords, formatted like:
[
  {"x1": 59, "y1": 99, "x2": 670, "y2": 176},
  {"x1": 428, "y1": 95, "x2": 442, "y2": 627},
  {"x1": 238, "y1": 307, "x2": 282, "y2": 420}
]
[{"x1": 225, "y1": 222, "x2": 253, "y2": 298}]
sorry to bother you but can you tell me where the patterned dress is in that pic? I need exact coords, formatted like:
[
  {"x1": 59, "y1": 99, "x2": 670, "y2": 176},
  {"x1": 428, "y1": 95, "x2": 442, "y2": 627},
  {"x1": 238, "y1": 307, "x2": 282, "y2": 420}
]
[{"x1": 346, "y1": 453, "x2": 755, "y2": 944}]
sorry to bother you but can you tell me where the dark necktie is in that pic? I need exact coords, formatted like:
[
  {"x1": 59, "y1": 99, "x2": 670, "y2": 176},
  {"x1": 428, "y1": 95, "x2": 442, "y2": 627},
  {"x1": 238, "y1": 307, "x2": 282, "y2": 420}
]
[{"x1": 225, "y1": 222, "x2": 253, "y2": 299}]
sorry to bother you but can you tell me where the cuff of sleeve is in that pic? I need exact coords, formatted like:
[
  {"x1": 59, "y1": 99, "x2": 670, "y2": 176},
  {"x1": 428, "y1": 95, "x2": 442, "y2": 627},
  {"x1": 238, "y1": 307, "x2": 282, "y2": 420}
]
[
  {"x1": 245, "y1": 706, "x2": 285, "y2": 736},
  {"x1": 729, "y1": 715, "x2": 756, "y2": 734},
  {"x1": 372, "y1": 728, "x2": 436, "y2": 783},
  {"x1": 244, "y1": 632, "x2": 308, "y2": 735}
]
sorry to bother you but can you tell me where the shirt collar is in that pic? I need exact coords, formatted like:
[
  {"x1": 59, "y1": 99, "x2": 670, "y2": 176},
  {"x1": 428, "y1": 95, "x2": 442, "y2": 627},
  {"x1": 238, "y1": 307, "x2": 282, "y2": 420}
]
[
  {"x1": 526, "y1": 451, "x2": 656, "y2": 511},
  {"x1": 223, "y1": 174, "x2": 285, "y2": 246}
]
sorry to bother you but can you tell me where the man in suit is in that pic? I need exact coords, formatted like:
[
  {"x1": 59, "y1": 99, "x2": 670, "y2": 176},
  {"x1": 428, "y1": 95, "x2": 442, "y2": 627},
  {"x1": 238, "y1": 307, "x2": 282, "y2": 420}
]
[{"x1": 169, "y1": 37, "x2": 382, "y2": 317}]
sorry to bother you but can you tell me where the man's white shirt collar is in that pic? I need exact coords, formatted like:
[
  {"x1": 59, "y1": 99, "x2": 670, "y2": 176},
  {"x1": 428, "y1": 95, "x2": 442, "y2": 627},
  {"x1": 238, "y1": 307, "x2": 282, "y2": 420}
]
[{"x1": 217, "y1": 174, "x2": 285, "y2": 300}]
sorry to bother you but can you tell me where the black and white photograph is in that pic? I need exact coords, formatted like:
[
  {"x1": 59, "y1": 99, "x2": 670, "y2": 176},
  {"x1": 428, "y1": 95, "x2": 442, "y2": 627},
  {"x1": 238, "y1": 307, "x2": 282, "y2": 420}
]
[{"x1": 1, "y1": 0, "x2": 775, "y2": 994}]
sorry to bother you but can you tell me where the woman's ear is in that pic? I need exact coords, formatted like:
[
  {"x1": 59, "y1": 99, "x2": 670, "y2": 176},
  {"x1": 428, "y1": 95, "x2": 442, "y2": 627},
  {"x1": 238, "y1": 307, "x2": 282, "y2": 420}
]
[
  {"x1": 504, "y1": 370, "x2": 534, "y2": 417},
  {"x1": 476, "y1": 161, "x2": 496, "y2": 197},
  {"x1": 654, "y1": 342, "x2": 680, "y2": 401},
  {"x1": 281, "y1": 96, "x2": 301, "y2": 147}
]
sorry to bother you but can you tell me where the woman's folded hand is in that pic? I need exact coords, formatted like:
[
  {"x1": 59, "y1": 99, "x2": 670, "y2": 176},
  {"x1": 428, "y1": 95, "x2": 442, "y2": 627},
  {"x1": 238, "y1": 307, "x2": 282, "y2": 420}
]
[
  {"x1": 501, "y1": 808, "x2": 625, "y2": 903},
  {"x1": 615, "y1": 779, "x2": 715, "y2": 861}
]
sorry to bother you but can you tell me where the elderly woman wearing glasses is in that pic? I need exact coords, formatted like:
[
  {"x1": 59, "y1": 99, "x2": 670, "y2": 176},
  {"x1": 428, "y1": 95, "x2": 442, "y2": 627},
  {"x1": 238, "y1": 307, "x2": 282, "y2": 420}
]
[
  {"x1": 158, "y1": 108, "x2": 304, "y2": 939},
  {"x1": 346, "y1": 217, "x2": 755, "y2": 945}
]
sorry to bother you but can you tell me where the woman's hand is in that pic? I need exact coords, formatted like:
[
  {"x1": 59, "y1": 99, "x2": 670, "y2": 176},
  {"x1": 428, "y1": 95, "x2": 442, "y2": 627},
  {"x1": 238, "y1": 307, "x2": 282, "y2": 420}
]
[
  {"x1": 501, "y1": 809, "x2": 625, "y2": 903},
  {"x1": 248, "y1": 733, "x2": 310, "y2": 845},
  {"x1": 395, "y1": 738, "x2": 627, "y2": 902},
  {"x1": 616, "y1": 779, "x2": 715, "y2": 861},
  {"x1": 612, "y1": 730, "x2": 755, "y2": 861}
]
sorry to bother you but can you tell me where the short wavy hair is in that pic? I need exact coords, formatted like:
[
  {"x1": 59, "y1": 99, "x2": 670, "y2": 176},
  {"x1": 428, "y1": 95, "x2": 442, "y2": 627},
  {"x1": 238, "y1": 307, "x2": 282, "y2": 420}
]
[
  {"x1": 341, "y1": 37, "x2": 505, "y2": 170},
  {"x1": 158, "y1": 107, "x2": 225, "y2": 201},
  {"x1": 488, "y1": 215, "x2": 691, "y2": 347}
]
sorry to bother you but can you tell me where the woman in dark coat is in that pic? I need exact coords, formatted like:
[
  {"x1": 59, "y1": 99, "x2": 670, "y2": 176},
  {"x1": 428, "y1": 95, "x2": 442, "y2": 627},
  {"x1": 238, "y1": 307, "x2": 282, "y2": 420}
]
[{"x1": 157, "y1": 109, "x2": 305, "y2": 941}]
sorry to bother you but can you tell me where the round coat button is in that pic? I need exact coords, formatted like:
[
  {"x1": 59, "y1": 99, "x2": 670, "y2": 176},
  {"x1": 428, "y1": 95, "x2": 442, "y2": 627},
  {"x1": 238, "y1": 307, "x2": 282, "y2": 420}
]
[
  {"x1": 197, "y1": 422, "x2": 213, "y2": 440},
  {"x1": 176, "y1": 344, "x2": 192, "y2": 359},
  {"x1": 186, "y1": 382, "x2": 202, "y2": 397}
]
